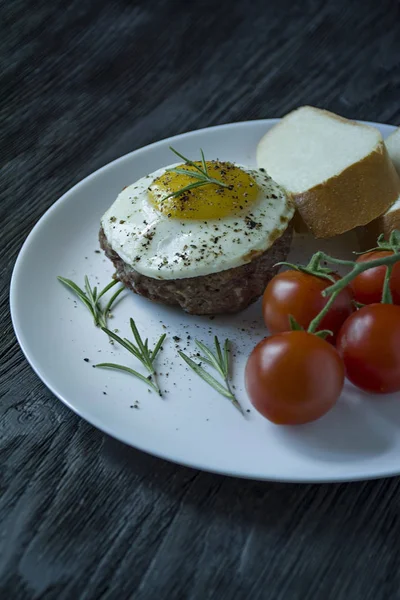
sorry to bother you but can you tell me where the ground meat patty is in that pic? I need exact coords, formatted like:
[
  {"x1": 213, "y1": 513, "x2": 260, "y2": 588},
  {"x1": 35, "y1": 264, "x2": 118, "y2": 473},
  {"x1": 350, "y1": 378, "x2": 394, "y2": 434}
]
[{"x1": 99, "y1": 225, "x2": 293, "y2": 315}]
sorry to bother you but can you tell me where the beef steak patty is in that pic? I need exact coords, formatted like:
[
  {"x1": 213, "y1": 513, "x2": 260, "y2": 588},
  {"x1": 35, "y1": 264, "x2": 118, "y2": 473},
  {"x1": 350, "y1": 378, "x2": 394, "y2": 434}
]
[{"x1": 99, "y1": 225, "x2": 293, "y2": 315}]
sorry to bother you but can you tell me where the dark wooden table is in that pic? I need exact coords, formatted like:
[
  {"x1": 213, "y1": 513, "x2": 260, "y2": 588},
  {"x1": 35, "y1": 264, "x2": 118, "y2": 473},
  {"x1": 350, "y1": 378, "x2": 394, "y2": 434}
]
[{"x1": 2, "y1": 1, "x2": 400, "y2": 598}]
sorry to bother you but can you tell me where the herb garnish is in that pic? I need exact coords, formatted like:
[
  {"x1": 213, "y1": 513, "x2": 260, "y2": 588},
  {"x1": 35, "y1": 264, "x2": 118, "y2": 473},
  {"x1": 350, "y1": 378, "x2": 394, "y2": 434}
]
[
  {"x1": 96, "y1": 319, "x2": 166, "y2": 396},
  {"x1": 163, "y1": 147, "x2": 229, "y2": 200},
  {"x1": 179, "y1": 337, "x2": 244, "y2": 415},
  {"x1": 57, "y1": 276, "x2": 124, "y2": 328}
]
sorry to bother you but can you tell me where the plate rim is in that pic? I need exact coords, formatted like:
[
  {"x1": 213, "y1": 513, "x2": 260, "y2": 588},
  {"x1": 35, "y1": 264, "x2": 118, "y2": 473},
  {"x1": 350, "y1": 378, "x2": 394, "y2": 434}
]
[{"x1": 10, "y1": 117, "x2": 399, "y2": 484}]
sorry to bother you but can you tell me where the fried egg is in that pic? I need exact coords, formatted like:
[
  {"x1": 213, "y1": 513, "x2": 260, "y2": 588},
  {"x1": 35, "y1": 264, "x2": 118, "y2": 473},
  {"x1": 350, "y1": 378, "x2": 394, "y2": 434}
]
[{"x1": 101, "y1": 159, "x2": 293, "y2": 280}]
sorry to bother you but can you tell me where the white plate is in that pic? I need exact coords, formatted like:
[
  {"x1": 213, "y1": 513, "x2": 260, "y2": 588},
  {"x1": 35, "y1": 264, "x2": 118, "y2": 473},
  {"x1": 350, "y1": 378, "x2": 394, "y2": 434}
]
[{"x1": 11, "y1": 119, "x2": 400, "y2": 483}]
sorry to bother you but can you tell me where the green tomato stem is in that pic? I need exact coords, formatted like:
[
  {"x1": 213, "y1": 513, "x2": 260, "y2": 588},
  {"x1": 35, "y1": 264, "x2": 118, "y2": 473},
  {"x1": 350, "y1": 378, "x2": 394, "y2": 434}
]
[
  {"x1": 305, "y1": 244, "x2": 400, "y2": 335},
  {"x1": 381, "y1": 264, "x2": 393, "y2": 304},
  {"x1": 319, "y1": 254, "x2": 356, "y2": 267},
  {"x1": 306, "y1": 251, "x2": 324, "y2": 272},
  {"x1": 295, "y1": 231, "x2": 400, "y2": 336},
  {"x1": 321, "y1": 252, "x2": 400, "y2": 298},
  {"x1": 308, "y1": 289, "x2": 340, "y2": 334}
]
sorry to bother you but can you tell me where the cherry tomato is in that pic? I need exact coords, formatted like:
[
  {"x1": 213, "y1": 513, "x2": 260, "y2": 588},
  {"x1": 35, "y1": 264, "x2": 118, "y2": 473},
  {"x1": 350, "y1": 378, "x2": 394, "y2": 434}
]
[
  {"x1": 245, "y1": 331, "x2": 344, "y2": 424},
  {"x1": 262, "y1": 270, "x2": 354, "y2": 342},
  {"x1": 350, "y1": 250, "x2": 400, "y2": 305},
  {"x1": 337, "y1": 303, "x2": 400, "y2": 394}
]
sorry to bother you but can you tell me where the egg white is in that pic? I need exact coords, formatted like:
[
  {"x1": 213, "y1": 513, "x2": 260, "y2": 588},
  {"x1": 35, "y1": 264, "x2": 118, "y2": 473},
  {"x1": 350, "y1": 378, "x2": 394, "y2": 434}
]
[{"x1": 101, "y1": 164, "x2": 293, "y2": 280}]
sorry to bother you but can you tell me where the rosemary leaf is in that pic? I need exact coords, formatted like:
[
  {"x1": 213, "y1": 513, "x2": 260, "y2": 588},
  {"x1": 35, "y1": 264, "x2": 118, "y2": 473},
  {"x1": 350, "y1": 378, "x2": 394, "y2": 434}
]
[
  {"x1": 57, "y1": 277, "x2": 95, "y2": 315},
  {"x1": 197, "y1": 356, "x2": 214, "y2": 368},
  {"x1": 84, "y1": 275, "x2": 95, "y2": 304},
  {"x1": 58, "y1": 275, "x2": 123, "y2": 329},
  {"x1": 214, "y1": 336, "x2": 223, "y2": 367},
  {"x1": 95, "y1": 363, "x2": 160, "y2": 394},
  {"x1": 169, "y1": 146, "x2": 206, "y2": 175},
  {"x1": 223, "y1": 339, "x2": 230, "y2": 376},
  {"x1": 101, "y1": 320, "x2": 165, "y2": 396},
  {"x1": 101, "y1": 285, "x2": 125, "y2": 323},
  {"x1": 166, "y1": 168, "x2": 206, "y2": 180},
  {"x1": 200, "y1": 148, "x2": 208, "y2": 175},
  {"x1": 195, "y1": 340, "x2": 224, "y2": 378},
  {"x1": 163, "y1": 147, "x2": 230, "y2": 200},
  {"x1": 102, "y1": 327, "x2": 142, "y2": 359},
  {"x1": 97, "y1": 278, "x2": 119, "y2": 300},
  {"x1": 151, "y1": 333, "x2": 167, "y2": 361},
  {"x1": 178, "y1": 352, "x2": 234, "y2": 399},
  {"x1": 164, "y1": 180, "x2": 208, "y2": 200},
  {"x1": 180, "y1": 337, "x2": 245, "y2": 416},
  {"x1": 122, "y1": 338, "x2": 143, "y2": 359},
  {"x1": 130, "y1": 318, "x2": 148, "y2": 360}
]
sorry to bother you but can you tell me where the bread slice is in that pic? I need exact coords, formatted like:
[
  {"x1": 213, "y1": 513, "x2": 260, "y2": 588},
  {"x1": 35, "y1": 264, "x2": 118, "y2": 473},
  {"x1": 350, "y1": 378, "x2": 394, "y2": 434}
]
[
  {"x1": 257, "y1": 106, "x2": 400, "y2": 238},
  {"x1": 386, "y1": 128, "x2": 400, "y2": 176},
  {"x1": 357, "y1": 129, "x2": 400, "y2": 247},
  {"x1": 292, "y1": 211, "x2": 308, "y2": 233},
  {"x1": 376, "y1": 131, "x2": 400, "y2": 237},
  {"x1": 357, "y1": 194, "x2": 400, "y2": 248}
]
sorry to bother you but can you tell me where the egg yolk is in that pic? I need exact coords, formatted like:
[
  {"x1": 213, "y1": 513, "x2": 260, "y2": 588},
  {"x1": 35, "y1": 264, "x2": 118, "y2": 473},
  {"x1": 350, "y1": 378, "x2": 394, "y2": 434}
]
[{"x1": 148, "y1": 161, "x2": 259, "y2": 219}]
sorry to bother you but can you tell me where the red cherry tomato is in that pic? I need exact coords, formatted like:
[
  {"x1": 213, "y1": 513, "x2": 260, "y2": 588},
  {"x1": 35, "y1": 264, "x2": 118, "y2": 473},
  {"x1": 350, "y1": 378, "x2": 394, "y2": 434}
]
[
  {"x1": 350, "y1": 250, "x2": 400, "y2": 305},
  {"x1": 337, "y1": 303, "x2": 400, "y2": 394},
  {"x1": 245, "y1": 331, "x2": 344, "y2": 425},
  {"x1": 262, "y1": 270, "x2": 354, "y2": 342}
]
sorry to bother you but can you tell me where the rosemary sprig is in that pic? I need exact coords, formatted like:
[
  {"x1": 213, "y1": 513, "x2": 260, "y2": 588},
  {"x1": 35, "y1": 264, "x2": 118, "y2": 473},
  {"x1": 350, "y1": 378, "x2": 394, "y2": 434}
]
[
  {"x1": 179, "y1": 337, "x2": 245, "y2": 415},
  {"x1": 163, "y1": 146, "x2": 229, "y2": 200},
  {"x1": 58, "y1": 276, "x2": 124, "y2": 328},
  {"x1": 96, "y1": 318, "x2": 166, "y2": 396}
]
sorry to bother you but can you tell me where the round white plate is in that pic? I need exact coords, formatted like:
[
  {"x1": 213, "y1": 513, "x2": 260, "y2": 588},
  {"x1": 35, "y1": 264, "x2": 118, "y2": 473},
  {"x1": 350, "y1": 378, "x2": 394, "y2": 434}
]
[{"x1": 11, "y1": 119, "x2": 400, "y2": 483}]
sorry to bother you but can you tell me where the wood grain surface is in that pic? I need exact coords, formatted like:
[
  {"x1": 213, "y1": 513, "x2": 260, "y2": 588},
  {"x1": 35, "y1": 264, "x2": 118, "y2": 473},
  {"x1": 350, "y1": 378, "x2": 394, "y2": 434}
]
[{"x1": 2, "y1": 0, "x2": 400, "y2": 598}]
